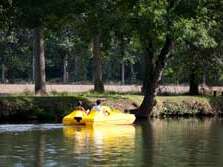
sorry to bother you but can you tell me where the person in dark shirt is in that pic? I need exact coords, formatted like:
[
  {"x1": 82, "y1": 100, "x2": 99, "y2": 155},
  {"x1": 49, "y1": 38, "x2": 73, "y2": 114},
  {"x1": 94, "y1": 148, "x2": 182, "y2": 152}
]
[{"x1": 75, "y1": 101, "x2": 85, "y2": 111}]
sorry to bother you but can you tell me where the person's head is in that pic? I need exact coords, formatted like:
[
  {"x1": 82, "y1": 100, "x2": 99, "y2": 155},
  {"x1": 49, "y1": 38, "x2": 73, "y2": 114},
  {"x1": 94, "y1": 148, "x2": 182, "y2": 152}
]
[
  {"x1": 96, "y1": 99, "x2": 101, "y2": 105},
  {"x1": 77, "y1": 101, "x2": 83, "y2": 106}
]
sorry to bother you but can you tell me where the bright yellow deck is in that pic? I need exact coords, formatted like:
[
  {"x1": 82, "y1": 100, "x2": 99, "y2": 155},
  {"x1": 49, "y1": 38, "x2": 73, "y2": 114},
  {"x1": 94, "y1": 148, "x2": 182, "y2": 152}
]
[
  {"x1": 63, "y1": 109, "x2": 88, "y2": 125},
  {"x1": 62, "y1": 106, "x2": 136, "y2": 125}
]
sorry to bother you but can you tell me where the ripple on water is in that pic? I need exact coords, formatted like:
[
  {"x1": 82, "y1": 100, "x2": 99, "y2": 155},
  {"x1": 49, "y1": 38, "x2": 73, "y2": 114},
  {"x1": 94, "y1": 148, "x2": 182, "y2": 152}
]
[
  {"x1": 0, "y1": 119, "x2": 223, "y2": 167},
  {"x1": 0, "y1": 124, "x2": 63, "y2": 133}
]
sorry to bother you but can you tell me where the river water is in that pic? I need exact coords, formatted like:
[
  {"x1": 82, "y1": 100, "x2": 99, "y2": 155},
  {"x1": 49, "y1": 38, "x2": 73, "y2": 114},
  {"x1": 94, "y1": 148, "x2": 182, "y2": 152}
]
[{"x1": 0, "y1": 118, "x2": 223, "y2": 167}]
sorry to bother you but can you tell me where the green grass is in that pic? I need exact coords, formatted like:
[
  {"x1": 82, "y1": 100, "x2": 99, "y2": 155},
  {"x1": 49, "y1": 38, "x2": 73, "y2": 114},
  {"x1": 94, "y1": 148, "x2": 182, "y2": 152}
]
[
  {"x1": 0, "y1": 96, "x2": 91, "y2": 123},
  {"x1": 157, "y1": 96, "x2": 210, "y2": 103}
]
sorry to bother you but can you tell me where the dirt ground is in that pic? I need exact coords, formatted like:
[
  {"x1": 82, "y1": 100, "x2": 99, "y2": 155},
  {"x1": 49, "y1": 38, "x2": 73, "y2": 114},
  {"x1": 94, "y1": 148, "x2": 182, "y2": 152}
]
[
  {"x1": 0, "y1": 84, "x2": 141, "y2": 94},
  {"x1": 0, "y1": 84, "x2": 222, "y2": 95}
]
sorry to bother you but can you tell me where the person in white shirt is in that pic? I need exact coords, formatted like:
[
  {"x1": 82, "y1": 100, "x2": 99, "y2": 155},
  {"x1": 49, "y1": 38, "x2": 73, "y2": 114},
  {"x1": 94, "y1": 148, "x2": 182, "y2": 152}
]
[{"x1": 93, "y1": 99, "x2": 102, "y2": 112}]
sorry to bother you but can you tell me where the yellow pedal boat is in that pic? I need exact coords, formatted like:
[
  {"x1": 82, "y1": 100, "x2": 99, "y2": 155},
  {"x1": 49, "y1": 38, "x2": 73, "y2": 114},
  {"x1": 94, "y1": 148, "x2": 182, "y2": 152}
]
[{"x1": 62, "y1": 106, "x2": 136, "y2": 125}]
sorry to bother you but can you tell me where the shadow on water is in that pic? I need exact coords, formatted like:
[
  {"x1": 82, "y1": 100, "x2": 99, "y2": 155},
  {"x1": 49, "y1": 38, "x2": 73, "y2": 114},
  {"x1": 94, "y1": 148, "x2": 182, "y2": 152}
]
[
  {"x1": 134, "y1": 120, "x2": 154, "y2": 167},
  {"x1": 34, "y1": 132, "x2": 46, "y2": 167}
]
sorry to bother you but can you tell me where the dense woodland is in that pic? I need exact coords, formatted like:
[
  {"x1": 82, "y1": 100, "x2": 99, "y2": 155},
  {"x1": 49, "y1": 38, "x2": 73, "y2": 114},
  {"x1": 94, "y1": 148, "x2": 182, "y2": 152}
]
[{"x1": 0, "y1": 0, "x2": 223, "y2": 117}]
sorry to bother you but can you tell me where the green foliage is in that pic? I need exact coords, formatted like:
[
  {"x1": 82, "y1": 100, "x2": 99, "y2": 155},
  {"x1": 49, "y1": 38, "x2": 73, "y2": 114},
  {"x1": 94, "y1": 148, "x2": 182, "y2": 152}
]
[
  {"x1": 0, "y1": 96, "x2": 91, "y2": 122},
  {"x1": 0, "y1": 0, "x2": 223, "y2": 87},
  {"x1": 152, "y1": 96, "x2": 216, "y2": 117},
  {"x1": 174, "y1": 18, "x2": 217, "y2": 48},
  {"x1": 0, "y1": 28, "x2": 33, "y2": 82}
]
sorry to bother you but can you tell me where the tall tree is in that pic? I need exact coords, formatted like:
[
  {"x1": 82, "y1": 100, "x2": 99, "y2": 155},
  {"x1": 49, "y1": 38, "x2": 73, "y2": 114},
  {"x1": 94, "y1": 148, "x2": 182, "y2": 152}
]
[
  {"x1": 33, "y1": 27, "x2": 46, "y2": 94},
  {"x1": 72, "y1": 0, "x2": 119, "y2": 92},
  {"x1": 125, "y1": 0, "x2": 219, "y2": 117},
  {"x1": 0, "y1": 0, "x2": 14, "y2": 83},
  {"x1": 14, "y1": 0, "x2": 78, "y2": 94},
  {"x1": 14, "y1": 0, "x2": 50, "y2": 94}
]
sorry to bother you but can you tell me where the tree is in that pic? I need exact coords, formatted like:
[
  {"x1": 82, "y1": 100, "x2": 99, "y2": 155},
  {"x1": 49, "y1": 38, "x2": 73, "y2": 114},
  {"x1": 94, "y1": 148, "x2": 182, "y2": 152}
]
[
  {"x1": 125, "y1": 0, "x2": 220, "y2": 117},
  {"x1": 170, "y1": 0, "x2": 221, "y2": 95},
  {"x1": 0, "y1": 0, "x2": 15, "y2": 83},
  {"x1": 0, "y1": 28, "x2": 33, "y2": 83},
  {"x1": 72, "y1": 0, "x2": 121, "y2": 92},
  {"x1": 13, "y1": 0, "x2": 79, "y2": 94},
  {"x1": 14, "y1": 0, "x2": 51, "y2": 94}
]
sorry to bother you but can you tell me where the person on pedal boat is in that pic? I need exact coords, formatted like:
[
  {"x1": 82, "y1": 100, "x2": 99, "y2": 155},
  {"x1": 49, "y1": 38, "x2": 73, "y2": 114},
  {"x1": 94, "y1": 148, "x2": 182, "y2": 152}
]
[
  {"x1": 93, "y1": 99, "x2": 109, "y2": 115},
  {"x1": 74, "y1": 101, "x2": 86, "y2": 111},
  {"x1": 93, "y1": 99, "x2": 102, "y2": 112}
]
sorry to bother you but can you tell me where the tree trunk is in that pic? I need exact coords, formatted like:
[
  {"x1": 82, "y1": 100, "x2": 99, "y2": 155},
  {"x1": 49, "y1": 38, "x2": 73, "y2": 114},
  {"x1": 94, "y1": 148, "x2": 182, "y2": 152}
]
[
  {"x1": 73, "y1": 55, "x2": 77, "y2": 81},
  {"x1": 121, "y1": 61, "x2": 125, "y2": 85},
  {"x1": 120, "y1": 36, "x2": 125, "y2": 85},
  {"x1": 141, "y1": 42, "x2": 154, "y2": 95},
  {"x1": 189, "y1": 67, "x2": 199, "y2": 95},
  {"x1": 130, "y1": 64, "x2": 136, "y2": 84},
  {"x1": 202, "y1": 73, "x2": 206, "y2": 86},
  {"x1": 1, "y1": 64, "x2": 6, "y2": 83},
  {"x1": 202, "y1": 65, "x2": 207, "y2": 86},
  {"x1": 32, "y1": 38, "x2": 35, "y2": 82},
  {"x1": 63, "y1": 54, "x2": 68, "y2": 83},
  {"x1": 33, "y1": 27, "x2": 47, "y2": 95},
  {"x1": 132, "y1": 35, "x2": 172, "y2": 118},
  {"x1": 92, "y1": 34, "x2": 104, "y2": 92},
  {"x1": 137, "y1": 82, "x2": 158, "y2": 118},
  {"x1": 32, "y1": 52, "x2": 35, "y2": 82}
]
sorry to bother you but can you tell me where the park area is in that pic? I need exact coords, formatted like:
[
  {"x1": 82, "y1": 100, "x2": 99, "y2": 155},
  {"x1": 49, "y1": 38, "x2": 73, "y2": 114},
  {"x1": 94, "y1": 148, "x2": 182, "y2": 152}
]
[{"x1": 1, "y1": 1, "x2": 223, "y2": 167}]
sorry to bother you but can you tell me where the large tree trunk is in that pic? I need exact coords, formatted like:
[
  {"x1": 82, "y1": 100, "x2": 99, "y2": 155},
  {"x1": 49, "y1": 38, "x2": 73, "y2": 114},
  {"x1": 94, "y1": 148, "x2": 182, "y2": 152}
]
[
  {"x1": 33, "y1": 27, "x2": 47, "y2": 95},
  {"x1": 189, "y1": 67, "x2": 199, "y2": 95},
  {"x1": 92, "y1": 34, "x2": 104, "y2": 92},
  {"x1": 141, "y1": 40, "x2": 154, "y2": 95},
  {"x1": 132, "y1": 35, "x2": 172, "y2": 118}
]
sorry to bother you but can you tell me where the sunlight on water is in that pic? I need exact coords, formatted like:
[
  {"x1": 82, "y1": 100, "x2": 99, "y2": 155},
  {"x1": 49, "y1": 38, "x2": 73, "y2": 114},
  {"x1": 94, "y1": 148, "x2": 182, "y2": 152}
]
[
  {"x1": 0, "y1": 124, "x2": 63, "y2": 133},
  {"x1": 63, "y1": 125, "x2": 136, "y2": 167}
]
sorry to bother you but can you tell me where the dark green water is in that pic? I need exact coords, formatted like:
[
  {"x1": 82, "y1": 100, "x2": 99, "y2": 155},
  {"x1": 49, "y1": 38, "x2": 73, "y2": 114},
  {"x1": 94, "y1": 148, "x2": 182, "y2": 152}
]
[{"x1": 0, "y1": 119, "x2": 223, "y2": 167}]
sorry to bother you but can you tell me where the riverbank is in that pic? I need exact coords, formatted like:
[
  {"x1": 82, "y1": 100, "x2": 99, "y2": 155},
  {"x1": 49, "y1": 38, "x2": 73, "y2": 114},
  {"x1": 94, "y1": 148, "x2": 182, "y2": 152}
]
[
  {"x1": 0, "y1": 93, "x2": 223, "y2": 123},
  {"x1": 0, "y1": 96, "x2": 90, "y2": 123}
]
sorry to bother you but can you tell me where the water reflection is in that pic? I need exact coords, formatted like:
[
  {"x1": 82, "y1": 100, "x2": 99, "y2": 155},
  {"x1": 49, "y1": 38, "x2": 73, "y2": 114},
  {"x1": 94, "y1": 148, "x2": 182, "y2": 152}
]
[
  {"x1": 35, "y1": 133, "x2": 46, "y2": 167},
  {"x1": 134, "y1": 120, "x2": 154, "y2": 167},
  {"x1": 63, "y1": 125, "x2": 136, "y2": 166},
  {"x1": 0, "y1": 119, "x2": 223, "y2": 167},
  {"x1": 150, "y1": 118, "x2": 223, "y2": 167}
]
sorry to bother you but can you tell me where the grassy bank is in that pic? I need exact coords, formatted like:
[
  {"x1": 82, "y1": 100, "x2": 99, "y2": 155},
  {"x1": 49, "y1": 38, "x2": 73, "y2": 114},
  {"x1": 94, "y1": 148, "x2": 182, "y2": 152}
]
[
  {"x1": 152, "y1": 96, "x2": 223, "y2": 117},
  {"x1": 0, "y1": 93, "x2": 223, "y2": 123},
  {"x1": 121, "y1": 94, "x2": 223, "y2": 117},
  {"x1": 0, "y1": 96, "x2": 91, "y2": 123}
]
